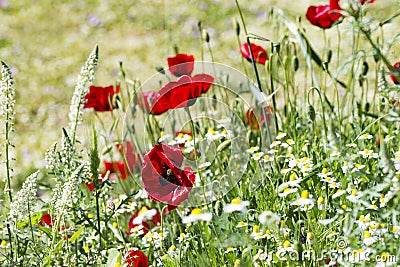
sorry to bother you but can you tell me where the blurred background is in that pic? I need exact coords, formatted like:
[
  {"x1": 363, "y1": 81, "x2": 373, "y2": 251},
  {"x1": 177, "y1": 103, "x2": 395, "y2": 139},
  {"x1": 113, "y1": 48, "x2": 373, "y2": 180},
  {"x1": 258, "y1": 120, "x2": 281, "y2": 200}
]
[{"x1": 0, "y1": 0, "x2": 397, "y2": 180}]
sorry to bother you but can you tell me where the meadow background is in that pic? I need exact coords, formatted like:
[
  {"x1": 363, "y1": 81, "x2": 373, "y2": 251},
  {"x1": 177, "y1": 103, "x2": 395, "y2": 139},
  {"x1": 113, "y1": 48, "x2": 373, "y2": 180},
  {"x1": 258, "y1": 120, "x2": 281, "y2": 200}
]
[{"x1": 0, "y1": 0, "x2": 397, "y2": 182}]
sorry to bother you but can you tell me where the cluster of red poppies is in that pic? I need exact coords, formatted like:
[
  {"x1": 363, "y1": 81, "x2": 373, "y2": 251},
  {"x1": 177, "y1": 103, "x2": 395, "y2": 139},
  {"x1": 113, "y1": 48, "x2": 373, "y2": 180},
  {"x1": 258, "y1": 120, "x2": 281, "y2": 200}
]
[{"x1": 305, "y1": 0, "x2": 375, "y2": 29}]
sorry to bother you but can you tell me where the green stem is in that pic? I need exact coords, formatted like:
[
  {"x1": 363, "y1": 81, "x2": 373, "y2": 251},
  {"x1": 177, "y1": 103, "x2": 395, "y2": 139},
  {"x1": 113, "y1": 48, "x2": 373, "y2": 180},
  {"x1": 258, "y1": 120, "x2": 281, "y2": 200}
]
[
  {"x1": 6, "y1": 223, "x2": 13, "y2": 261},
  {"x1": 95, "y1": 189, "x2": 102, "y2": 249},
  {"x1": 358, "y1": 26, "x2": 393, "y2": 71},
  {"x1": 28, "y1": 201, "x2": 35, "y2": 243},
  {"x1": 308, "y1": 88, "x2": 328, "y2": 146},
  {"x1": 234, "y1": 0, "x2": 263, "y2": 93}
]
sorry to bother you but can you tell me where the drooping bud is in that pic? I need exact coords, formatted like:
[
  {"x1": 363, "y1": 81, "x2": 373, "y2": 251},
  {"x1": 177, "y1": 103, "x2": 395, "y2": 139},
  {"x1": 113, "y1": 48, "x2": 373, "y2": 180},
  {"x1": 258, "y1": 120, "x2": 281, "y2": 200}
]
[
  {"x1": 202, "y1": 29, "x2": 210, "y2": 43},
  {"x1": 233, "y1": 19, "x2": 240, "y2": 36}
]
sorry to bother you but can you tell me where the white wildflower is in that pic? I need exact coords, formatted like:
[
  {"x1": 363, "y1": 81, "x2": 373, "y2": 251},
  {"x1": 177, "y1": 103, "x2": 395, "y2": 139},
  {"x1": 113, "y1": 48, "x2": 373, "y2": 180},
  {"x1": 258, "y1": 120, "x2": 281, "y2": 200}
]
[{"x1": 8, "y1": 171, "x2": 40, "y2": 225}]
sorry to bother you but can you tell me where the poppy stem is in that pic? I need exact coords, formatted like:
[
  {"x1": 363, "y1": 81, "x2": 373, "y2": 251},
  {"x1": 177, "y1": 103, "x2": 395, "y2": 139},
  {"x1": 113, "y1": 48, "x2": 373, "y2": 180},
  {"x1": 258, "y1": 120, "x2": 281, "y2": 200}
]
[
  {"x1": 234, "y1": 0, "x2": 264, "y2": 94},
  {"x1": 185, "y1": 108, "x2": 197, "y2": 162}
]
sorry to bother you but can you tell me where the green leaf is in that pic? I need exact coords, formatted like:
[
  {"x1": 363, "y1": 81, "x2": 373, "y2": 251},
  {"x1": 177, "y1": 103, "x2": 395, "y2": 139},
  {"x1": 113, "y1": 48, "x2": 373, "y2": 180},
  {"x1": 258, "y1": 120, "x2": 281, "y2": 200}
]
[
  {"x1": 68, "y1": 226, "x2": 84, "y2": 243},
  {"x1": 31, "y1": 211, "x2": 43, "y2": 225}
]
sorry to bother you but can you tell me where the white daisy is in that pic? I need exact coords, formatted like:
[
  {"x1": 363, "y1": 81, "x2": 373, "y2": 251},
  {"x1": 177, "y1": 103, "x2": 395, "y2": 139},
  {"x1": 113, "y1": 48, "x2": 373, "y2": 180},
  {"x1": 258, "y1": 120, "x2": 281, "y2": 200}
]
[
  {"x1": 270, "y1": 141, "x2": 282, "y2": 148},
  {"x1": 347, "y1": 189, "x2": 361, "y2": 202},
  {"x1": 351, "y1": 163, "x2": 365, "y2": 173},
  {"x1": 246, "y1": 146, "x2": 259, "y2": 153},
  {"x1": 363, "y1": 230, "x2": 377, "y2": 246},
  {"x1": 358, "y1": 149, "x2": 378, "y2": 159},
  {"x1": 132, "y1": 207, "x2": 158, "y2": 225},
  {"x1": 278, "y1": 187, "x2": 298, "y2": 197},
  {"x1": 223, "y1": 198, "x2": 250, "y2": 213},
  {"x1": 332, "y1": 189, "x2": 346, "y2": 199},
  {"x1": 258, "y1": 211, "x2": 280, "y2": 226},
  {"x1": 158, "y1": 131, "x2": 172, "y2": 142},
  {"x1": 291, "y1": 190, "x2": 314, "y2": 210},
  {"x1": 276, "y1": 132, "x2": 287, "y2": 140},
  {"x1": 358, "y1": 133, "x2": 373, "y2": 140},
  {"x1": 252, "y1": 152, "x2": 264, "y2": 161},
  {"x1": 182, "y1": 208, "x2": 212, "y2": 224}
]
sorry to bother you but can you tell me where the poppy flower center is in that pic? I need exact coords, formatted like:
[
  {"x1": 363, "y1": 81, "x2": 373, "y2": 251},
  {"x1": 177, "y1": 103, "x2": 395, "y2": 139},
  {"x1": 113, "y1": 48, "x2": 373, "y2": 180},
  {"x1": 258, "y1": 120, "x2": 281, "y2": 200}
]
[{"x1": 158, "y1": 165, "x2": 181, "y2": 186}]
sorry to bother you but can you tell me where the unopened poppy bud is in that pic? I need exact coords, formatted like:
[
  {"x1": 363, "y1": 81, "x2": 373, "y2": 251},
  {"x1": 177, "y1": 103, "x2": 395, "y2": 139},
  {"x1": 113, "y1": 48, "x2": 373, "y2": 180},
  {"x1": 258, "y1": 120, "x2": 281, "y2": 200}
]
[
  {"x1": 292, "y1": 57, "x2": 299, "y2": 71},
  {"x1": 197, "y1": 20, "x2": 202, "y2": 30},
  {"x1": 373, "y1": 49, "x2": 380, "y2": 62},
  {"x1": 273, "y1": 43, "x2": 280, "y2": 54},
  {"x1": 326, "y1": 50, "x2": 332, "y2": 63},
  {"x1": 154, "y1": 65, "x2": 165, "y2": 75},
  {"x1": 362, "y1": 61, "x2": 369, "y2": 75},
  {"x1": 358, "y1": 73, "x2": 364, "y2": 87},
  {"x1": 233, "y1": 19, "x2": 240, "y2": 36},
  {"x1": 202, "y1": 29, "x2": 210, "y2": 43},
  {"x1": 119, "y1": 61, "x2": 125, "y2": 78},
  {"x1": 173, "y1": 44, "x2": 179, "y2": 55},
  {"x1": 308, "y1": 105, "x2": 316, "y2": 122},
  {"x1": 365, "y1": 102, "x2": 370, "y2": 112}
]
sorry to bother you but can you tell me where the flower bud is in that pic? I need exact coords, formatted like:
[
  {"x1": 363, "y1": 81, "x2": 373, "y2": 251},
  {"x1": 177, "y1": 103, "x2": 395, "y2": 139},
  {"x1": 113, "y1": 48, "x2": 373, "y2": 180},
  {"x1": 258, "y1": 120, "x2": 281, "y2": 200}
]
[
  {"x1": 154, "y1": 65, "x2": 165, "y2": 75},
  {"x1": 233, "y1": 19, "x2": 240, "y2": 36},
  {"x1": 292, "y1": 57, "x2": 299, "y2": 71},
  {"x1": 326, "y1": 49, "x2": 332, "y2": 63},
  {"x1": 202, "y1": 29, "x2": 210, "y2": 43},
  {"x1": 362, "y1": 61, "x2": 369, "y2": 76},
  {"x1": 308, "y1": 105, "x2": 316, "y2": 122}
]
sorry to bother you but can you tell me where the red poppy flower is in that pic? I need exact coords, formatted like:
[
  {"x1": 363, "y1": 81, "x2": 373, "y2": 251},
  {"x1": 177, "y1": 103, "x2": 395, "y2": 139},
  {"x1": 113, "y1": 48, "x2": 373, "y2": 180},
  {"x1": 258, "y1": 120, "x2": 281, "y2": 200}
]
[
  {"x1": 116, "y1": 141, "x2": 139, "y2": 172},
  {"x1": 306, "y1": 0, "x2": 342, "y2": 29},
  {"x1": 84, "y1": 177, "x2": 103, "y2": 192},
  {"x1": 244, "y1": 106, "x2": 274, "y2": 130},
  {"x1": 138, "y1": 91, "x2": 157, "y2": 113},
  {"x1": 39, "y1": 213, "x2": 55, "y2": 227},
  {"x1": 167, "y1": 54, "x2": 195, "y2": 77},
  {"x1": 125, "y1": 250, "x2": 149, "y2": 267},
  {"x1": 142, "y1": 144, "x2": 196, "y2": 211},
  {"x1": 100, "y1": 141, "x2": 139, "y2": 180},
  {"x1": 150, "y1": 74, "x2": 214, "y2": 115},
  {"x1": 390, "y1": 62, "x2": 400, "y2": 84},
  {"x1": 240, "y1": 43, "x2": 268, "y2": 65},
  {"x1": 84, "y1": 85, "x2": 120, "y2": 112},
  {"x1": 360, "y1": 0, "x2": 375, "y2": 3},
  {"x1": 127, "y1": 206, "x2": 161, "y2": 235}
]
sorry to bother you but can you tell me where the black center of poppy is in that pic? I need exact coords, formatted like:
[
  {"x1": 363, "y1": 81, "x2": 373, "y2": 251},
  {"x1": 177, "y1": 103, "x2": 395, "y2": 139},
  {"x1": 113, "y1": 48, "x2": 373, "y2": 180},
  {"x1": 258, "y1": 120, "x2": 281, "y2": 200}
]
[{"x1": 158, "y1": 164, "x2": 181, "y2": 186}]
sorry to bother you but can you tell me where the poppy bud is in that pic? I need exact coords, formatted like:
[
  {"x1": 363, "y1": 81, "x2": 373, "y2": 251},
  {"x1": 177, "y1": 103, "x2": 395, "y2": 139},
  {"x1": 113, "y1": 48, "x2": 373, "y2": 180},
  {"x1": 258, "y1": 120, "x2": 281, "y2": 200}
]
[
  {"x1": 326, "y1": 50, "x2": 332, "y2": 63},
  {"x1": 202, "y1": 29, "x2": 210, "y2": 43},
  {"x1": 197, "y1": 20, "x2": 202, "y2": 30},
  {"x1": 292, "y1": 57, "x2": 299, "y2": 71},
  {"x1": 373, "y1": 49, "x2": 380, "y2": 62},
  {"x1": 154, "y1": 65, "x2": 165, "y2": 75},
  {"x1": 273, "y1": 43, "x2": 280, "y2": 54},
  {"x1": 233, "y1": 19, "x2": 240, "y2": 36},
  {"x1": 365, "y1": 102, "x2": 370, "y2": 112},
  {"x1": 173, "y1": 44, "x2": 179, "y2": 55},
  {"x1": 119, "y1": 61, "x2": 125, "y2": 78},
  {"x1": 362, "y1": 61, "x2": 369, "y2": 76},
  {"x1": 308, "y1": 105, "x2": 316, "y2": 122}
]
